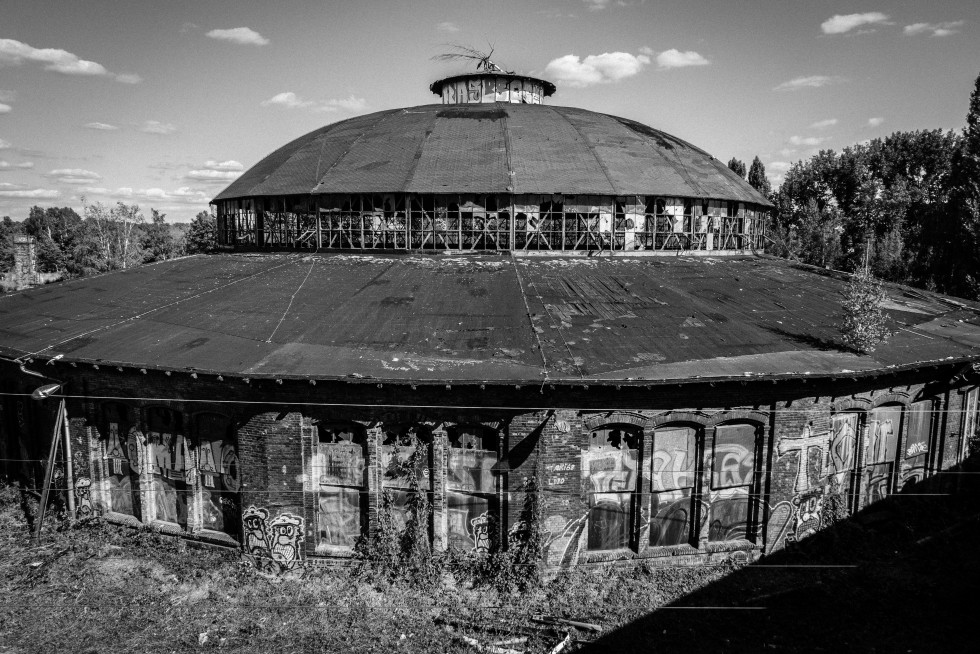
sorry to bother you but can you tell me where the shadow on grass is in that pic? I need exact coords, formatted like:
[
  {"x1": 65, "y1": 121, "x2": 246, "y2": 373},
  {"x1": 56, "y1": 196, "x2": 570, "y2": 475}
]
[{"x1": 579, "y1": 458, "x2": 980, "y2": 653}]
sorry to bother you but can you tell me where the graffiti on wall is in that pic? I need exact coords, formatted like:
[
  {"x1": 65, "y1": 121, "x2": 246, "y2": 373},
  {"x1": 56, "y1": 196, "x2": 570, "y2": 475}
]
[
  {"x1": 242, "y1": 506, "x2": 305, "y2": 573},
  {"x1": 581, "y1": 426, "x2": 639, "y2": 551},
  {"x1": 776, "y1": 423, "x2": 827, "y2": 492},
  {"x1": 828, "y1": 413, "x2": 858, "y2": 487},
  {"x1": 786, "y1": 489, "x2": 824, "y2": 543},
  {"x1": 74, "y1": 477, "x2": 93, "y2": 518},
  {"x1": 766, "y1": 501, "x2": 794, "y2": 552}
]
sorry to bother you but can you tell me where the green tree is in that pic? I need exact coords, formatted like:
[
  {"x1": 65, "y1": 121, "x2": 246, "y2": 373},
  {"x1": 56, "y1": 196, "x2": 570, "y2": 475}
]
[
  {"x1": 947, "y1": 71, "x2": 980, "y2": 299},
  {"x1": 140, "y1": 209, "x2": 180, "y2": 262},
  {"x1": 840, "y1": 267, "x2": 890, "y2": 353},
  {"x1": 186, "y1": 211, "x2": 217, "y2": 254},
  {"x1": 0, "y1": 216, "x2": 16, "y2": 274},
  {"x1": 747, "y1": 156, "x2": 772, "y2": 197},
  {"x1": 80, "y1": 201, "x2": 146, "y2": 271},
  {"x1": 727, "y1": 157, "x2": 746, "y2": 179}
]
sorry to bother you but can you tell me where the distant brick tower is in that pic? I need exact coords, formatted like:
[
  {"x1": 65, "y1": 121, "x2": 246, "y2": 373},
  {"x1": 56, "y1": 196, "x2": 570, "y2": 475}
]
[{"x1": 11, "y1": 235, "x2": 39, "y2": 290}]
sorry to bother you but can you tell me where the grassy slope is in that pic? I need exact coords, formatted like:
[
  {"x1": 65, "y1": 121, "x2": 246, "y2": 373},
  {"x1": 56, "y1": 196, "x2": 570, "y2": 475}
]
[{"x1": 0, "y1": 483, "x2": 976, "y2": 653}]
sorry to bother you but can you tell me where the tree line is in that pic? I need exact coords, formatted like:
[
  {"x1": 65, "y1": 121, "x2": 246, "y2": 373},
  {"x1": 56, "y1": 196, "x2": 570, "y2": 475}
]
[
  {"x1": 736, "y1": 71, "x2": 980, "y2": 301},
  {"x1": 0, "y1": 203, "x2": 217, "y2": 280}
]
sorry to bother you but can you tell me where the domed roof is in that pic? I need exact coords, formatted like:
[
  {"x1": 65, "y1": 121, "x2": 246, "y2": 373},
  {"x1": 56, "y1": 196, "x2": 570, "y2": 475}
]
[{"x1": 214, "y1": 103, "x2": 771, "y2": 206}]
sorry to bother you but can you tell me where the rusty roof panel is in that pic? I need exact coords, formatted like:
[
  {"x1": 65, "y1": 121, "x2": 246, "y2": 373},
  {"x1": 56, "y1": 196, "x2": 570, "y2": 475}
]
[{"x1": 1, "y1": 254, "x2": 977, "y2": 382}]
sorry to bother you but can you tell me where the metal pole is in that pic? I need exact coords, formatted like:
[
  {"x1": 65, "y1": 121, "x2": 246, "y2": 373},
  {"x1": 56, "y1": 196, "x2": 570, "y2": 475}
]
[
  {"x1": 33, "y1": 399, "x2": 65, "y2": 543},
  {"x1": 62, "y1": 404, "x2": 75, "y2": 515}
]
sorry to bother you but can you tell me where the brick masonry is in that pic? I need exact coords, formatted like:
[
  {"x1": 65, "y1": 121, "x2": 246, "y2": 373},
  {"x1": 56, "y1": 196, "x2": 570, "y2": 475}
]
[{"x1": 2, "y1": 358, "x2": 978, "y2": 570}]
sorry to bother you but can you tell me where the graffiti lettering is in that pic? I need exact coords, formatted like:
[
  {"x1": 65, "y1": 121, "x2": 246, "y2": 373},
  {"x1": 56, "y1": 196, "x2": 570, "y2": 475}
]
[
  {"x1": 242, "y1": 506, "x2": 305, "y2": 574},
  {"x1": 776, "y1": 424, "x2": 827, "y2": 492}
]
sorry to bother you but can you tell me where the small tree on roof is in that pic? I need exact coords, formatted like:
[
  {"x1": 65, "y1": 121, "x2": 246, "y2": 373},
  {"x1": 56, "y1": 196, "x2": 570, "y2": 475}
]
[{"x1": 840, "y1": 254, "x2": 890, "y2": 353}]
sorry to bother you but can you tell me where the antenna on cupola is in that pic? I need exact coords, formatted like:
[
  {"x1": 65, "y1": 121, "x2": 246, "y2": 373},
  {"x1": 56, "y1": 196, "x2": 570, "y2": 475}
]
[{"x1": 429, "y1": 44, "x2": 556, "y2": 105}]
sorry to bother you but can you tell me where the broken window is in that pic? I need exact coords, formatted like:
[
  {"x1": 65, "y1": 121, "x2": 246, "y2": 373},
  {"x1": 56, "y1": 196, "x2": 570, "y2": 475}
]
[
  {"x1": 314, "y1": 422, "x2": 367, "y2": 552},
  {"x1": 902, "y1": 400, "x2": 934, "y2": 489},
  {"x1": 862, "y1": 404, "x2": 902, "y2": 506},
  {"x1": 582, "y1": 424, "x2": 641, "y2": 551},
  {"x1": 649, "y1": 425, "x2": 698, "y2": 547},
  {"x1": 707, "y1": 423, "x2": 759, "y2": 542},
  {"x1": 146, "y1": 407, "x2": 190, "y2": 529},
  {"x1": 99, "y1": 402, "x2": 141, "y2": 519},
  {"x1": 381, "y1": 424, "x2": 433, "y2": 536},
  {"x1": 195, "y1": 413, "x2": 240, "y2": 539},
  {"x1": 446, "y1": 425, "x2": 498, "y2": 553}
]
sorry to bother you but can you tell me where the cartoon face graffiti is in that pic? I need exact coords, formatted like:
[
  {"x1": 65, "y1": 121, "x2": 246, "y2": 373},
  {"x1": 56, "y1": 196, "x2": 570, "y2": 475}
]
[
  {"x1": 241, "y1": 506, "x2": 270, "y2": 560},
  {"x1": 74, "y1": 477, "x2": 93, "y2": 518},
  {"x1": 268, "y1": 513, "x2": 305, "y2": 571},
  {"x1": 791, "y1": 491, "x2": 824, "y2": 541}
]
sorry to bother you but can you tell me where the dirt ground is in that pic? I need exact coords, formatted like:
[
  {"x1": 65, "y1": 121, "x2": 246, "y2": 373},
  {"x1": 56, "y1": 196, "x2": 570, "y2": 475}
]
[{"x1": 0, "y1": 483, "x2": 975, "y2": 653}]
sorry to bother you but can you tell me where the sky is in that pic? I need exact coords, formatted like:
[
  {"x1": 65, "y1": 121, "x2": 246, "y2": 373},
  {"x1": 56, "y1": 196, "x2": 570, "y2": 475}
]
[{"x1": 1, "y1": 0, "x2": 979, "y2": 222}]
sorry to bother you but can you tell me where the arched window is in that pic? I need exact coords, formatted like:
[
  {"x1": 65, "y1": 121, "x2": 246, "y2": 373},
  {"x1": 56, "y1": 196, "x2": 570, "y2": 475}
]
[
  {"x1": 582, "y1": 424, "x2": 641, "y2": 551},
  {"x1": 707, "y1": 423, "x2": 761, "y2": 542},
  {"x1": 314, "y1": 422, "x2": 367, "y2": 552},
  {"x1": 446, "y1": 425, "x2": 499, "y2": 553},
  {"x1": 649, "y1": 424, "x2": 698, "y2": 547},
  {"x1": 195, "y1": 413, "x2": 240, "y2": 539},
  {"x1": 862, "y1": 404, "x2": 902, "y2": 506},
  {"x1": 902, "y1": 399, "x2": 936, "y2": 489},
  {"x1": 145, "y1": 407, "x2": 189, "y2": 529},
  {"x1": 381, "y1": 424, "x2": 433, "y2": 535},
  {"x1": 99, "y1": 402, "x2": 141, "y2": 519},
  {"x1": 829, "y1": 411, "x2": 862, "y2": 508}
]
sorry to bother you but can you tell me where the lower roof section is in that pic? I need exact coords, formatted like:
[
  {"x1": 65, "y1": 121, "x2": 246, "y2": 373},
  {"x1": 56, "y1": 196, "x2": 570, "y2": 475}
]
[{"x1": 1, "y1": 252, "x2": 979, "y2": 383}]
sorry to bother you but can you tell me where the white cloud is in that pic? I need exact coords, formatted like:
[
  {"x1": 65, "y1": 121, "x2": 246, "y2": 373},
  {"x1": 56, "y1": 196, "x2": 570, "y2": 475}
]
[
  {"x1": 83, "y1": 122, "x2": 119, "y2": 131},
  {"x1": 821, "y1": 12, "x2": 890, "y2": 35},
  {"x1": 185, "y1": 169, "x2": 241, "y2": 182},
  {"x1": 0, "y1": 160, "x2": 34, "y2": 170},
  {"x1": 0, "y1": 187, "x2": 60, "y2": 199},
  {"x1": 656, "y1": 49, "x2": 709, "y2": 69},
  {"x1": 583, "y1": 0, "x2": 612, "y2": 10},
  {"x1": 45, "y1": 168, "x2": 102, "y2": 184},
  {"x1": 0, "y1": 38, "x2": 140, "y2": 83},
  {"x1": 115, "y1": 73, "x2": 143, "y2": 84},
  {"x1": 868, "y1": 116, "x2": 885, "y2": 127},
  {"x1": 203, "y1": 160, "x2": 243, "y2": 171},
  {"x1": 0, "y1": 138, "x2": 10, "y2": 149},
  {"x1": 768, "y1": 161, "x2": 792, "y2": 172},
  {"x1": 261, "y1": 91, "x2": 367, "y2": 113},
  {"x1": 436, "y1": 21, "x2": 460, "y2": 33},
  {"x1": 544, "y1": 51, "x2": 651, "y2": 87},
  {"x1": 809, "y1": 118, "x2": 838, "y2": 129},
  {"x1": 0, "y1": 103, "x2": 10, "y2": 114},
  {"x1": 80, "y1": 185, "x2": 209, "y2": 205},
  {"x1": 774, "y1": 75, "x2": 843, "y2": 91},
  {"x1": 788, "y1": 135, "x2": 827, "y2": 146},
  {"x1": 206, "y1": 27, "x2": 269, "y2": 46},
  {"x1": 140, "y1": 120, "x2": 177, "y2": 135},
  {"x1": 904, "y1": 21, "x2": 964, "y2": 37}
]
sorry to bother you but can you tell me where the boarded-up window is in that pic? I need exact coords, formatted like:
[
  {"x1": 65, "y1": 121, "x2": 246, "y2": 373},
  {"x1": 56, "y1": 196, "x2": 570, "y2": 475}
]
[
  {"x1": 582, "y1": 425, "x2": 640, "y2": 551},
  {"x1": 903, "y1": 401, "x2": 933, "y2": 488},
  {"x1": 101, "y1": 403, "x2": 141, "y2": 519},
  {"x1": 381, "y1": 425, "x2": 432, "y2": 535},
  {"x1": 649, "y1": 425, "x2": 697, "y2": 547},
  {"x1": 447, "y1": 426, "x2": 498, "y2": 552},
  {"x1": 314, "y1": 423, "x2": 367, "y2": 551},
  {"x1": 707, "y1": 424, "x2": 758, "y2": 542},
  {"x1": 829, "y1": 413, "x2": 860, "y2": 494},
  {"x1": 863, "y1": 405, "x2": 902, "y2": 506},
  {"x1": 195, "y1": 413, "x2": 240, "y2": 539},
  {"x1": 146, "y1": 408, "x2": 189, "y2": 528}
]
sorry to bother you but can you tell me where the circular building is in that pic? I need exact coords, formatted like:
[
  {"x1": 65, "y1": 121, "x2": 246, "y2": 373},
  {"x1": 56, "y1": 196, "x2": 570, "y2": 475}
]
[{"x1": 1, "y1": 71, "x2": 979, "y2": 573}]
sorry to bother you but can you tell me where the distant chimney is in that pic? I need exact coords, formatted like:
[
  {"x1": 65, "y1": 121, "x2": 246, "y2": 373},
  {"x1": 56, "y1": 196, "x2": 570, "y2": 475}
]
[{"x1": 11, "y1": 235, "x2": 39, "y2": 290}]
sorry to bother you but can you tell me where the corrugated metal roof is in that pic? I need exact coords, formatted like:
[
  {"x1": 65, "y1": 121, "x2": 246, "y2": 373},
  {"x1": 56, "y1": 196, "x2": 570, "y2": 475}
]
[
  {"x1": 2, "y1": 253, "x2": 978, "y2": 383},
  {"x1": 214, "y1": 105, "x2": 772, "y2": 206}
]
